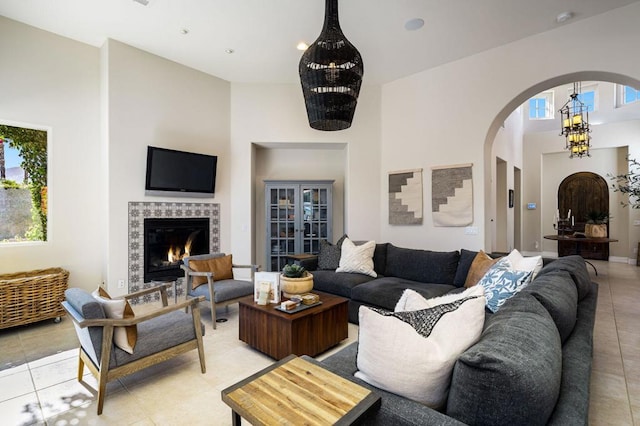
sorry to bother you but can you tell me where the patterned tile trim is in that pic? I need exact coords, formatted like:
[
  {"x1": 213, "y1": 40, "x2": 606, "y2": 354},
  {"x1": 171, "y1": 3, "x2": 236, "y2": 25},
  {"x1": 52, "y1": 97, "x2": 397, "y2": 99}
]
[{"x1": 127, "y1": 202, "x2": 220, "y2": 304}]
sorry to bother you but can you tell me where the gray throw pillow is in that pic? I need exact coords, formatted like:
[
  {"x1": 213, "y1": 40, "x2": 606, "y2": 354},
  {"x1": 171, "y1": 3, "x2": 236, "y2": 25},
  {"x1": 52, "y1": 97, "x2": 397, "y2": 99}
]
[{"x1": 318, "y1": 234, "x2": 348, "y2": 270}]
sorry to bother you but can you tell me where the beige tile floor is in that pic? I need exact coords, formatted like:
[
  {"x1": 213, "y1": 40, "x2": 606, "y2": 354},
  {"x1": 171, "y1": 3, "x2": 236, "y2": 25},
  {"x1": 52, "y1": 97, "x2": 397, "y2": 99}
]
[{"x1": 0, "y1": 259, "x2": 637, "y2": 425}]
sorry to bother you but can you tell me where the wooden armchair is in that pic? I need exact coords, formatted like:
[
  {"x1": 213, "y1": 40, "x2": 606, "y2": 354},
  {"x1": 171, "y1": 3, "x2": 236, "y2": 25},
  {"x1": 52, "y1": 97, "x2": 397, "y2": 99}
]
[
  {"x1": 181, "y1": 253, "x2": 259, "y2": 328},
  {"x1": 62, "y1": 284, "x2": 206, "y2": 415}
]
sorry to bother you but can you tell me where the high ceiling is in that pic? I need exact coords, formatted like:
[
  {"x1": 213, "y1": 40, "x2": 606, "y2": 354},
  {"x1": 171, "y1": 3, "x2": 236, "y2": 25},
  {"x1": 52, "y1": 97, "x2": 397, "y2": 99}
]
[{"x1": 1, "y1": 0, "x2": 639, "y2": 85}]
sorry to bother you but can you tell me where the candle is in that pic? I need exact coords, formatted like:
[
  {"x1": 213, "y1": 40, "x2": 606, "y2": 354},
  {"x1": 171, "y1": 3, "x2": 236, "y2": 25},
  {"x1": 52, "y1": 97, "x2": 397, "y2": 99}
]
[
  {"x1": 572, "y1": 115, "x2": 582, "y2": 125},
  {"x1": 572, "y1": 216, "x2": 575, "y2": 226},
  {"x1": 563, "y1": 118, "x2": 570, "y2": 128},
  {"x1": 567, "y1": 209, "x2": 571, "y2": 219}
]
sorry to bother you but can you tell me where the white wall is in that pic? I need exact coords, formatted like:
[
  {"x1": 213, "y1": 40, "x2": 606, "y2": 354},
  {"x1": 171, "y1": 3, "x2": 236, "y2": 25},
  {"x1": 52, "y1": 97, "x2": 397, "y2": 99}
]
[
  {"x1": 5, "y1": 2, "x2": 640, "y2": 288},
  {"x1": 230, "y1": 83, "x2": 381, "y2": 263},
  {"x1": 0, "y1": 16, "x2": 103, "y2": 288},
  {"x1": 491, "y1": 108, "x2": 525, "y2": 253},
  {"x1": 254, "y1": 145, "x2": 346, "y2": 269},
  {"x1": 381, "y1": 2, "x2": 640, "y2": 253},
  {"x1": 524, "y1": 120, "x2": 640, "y2": 261},
  {"x1": 103, "y1": 40, "x2": 231, "y2": 295}
]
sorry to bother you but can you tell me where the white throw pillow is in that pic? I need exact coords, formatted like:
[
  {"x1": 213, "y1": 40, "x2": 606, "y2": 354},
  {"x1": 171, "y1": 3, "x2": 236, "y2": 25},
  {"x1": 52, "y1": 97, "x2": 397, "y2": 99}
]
[
  {"x1": 336, "y1": 238, "x2": 377, "y2": 277},
  {"x1": 355, "y1": 293, "x2": 486, "y2": 409},
  {"x1": 92, "y1": 288, "x2": 137, "y2": 354},
  {"x1": 506, "y1": 249, "x2": 543, "y2": 282},
  {"x1": 395, "y1": 285, "x2": 485, "y2": 312}
]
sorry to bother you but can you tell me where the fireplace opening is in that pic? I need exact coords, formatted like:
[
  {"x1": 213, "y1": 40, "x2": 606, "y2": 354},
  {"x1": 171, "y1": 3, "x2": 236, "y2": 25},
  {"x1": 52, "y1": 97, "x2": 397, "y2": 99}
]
[{"x1": 143, "y1": 218, "x2": 209, "y2": 282}]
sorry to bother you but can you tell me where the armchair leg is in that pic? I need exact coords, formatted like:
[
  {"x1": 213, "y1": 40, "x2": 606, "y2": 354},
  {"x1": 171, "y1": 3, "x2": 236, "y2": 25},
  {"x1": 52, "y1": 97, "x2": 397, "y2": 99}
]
[
  {"x1": 77, "y1": 348, "x2": 85, "y2": 381},
  {"x1": 210, "y1": 299, "x2": 217, "y2": 329},
  {"x1": 97, "y1": 374, "x2": 107, "y2": 415},
  {"x1": 192, "y1": 305, "x2": 206, "y2": 374}
]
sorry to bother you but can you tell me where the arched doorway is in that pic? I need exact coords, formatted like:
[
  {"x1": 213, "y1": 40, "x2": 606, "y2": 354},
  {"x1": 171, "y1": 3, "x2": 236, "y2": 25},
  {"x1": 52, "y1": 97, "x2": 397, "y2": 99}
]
[
  {"x1": 557, "y1": 172, "x2": 609, "y2": 259},
  {"x1": 482, "y1": 71, "x2": 640, "y2": 257}
]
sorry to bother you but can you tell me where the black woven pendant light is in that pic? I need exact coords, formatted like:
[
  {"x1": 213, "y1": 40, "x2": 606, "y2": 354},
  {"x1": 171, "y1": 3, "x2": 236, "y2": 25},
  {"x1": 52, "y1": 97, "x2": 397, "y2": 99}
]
[{"x1": 299, "y1": 0, "x2": 364, "y2": 131}]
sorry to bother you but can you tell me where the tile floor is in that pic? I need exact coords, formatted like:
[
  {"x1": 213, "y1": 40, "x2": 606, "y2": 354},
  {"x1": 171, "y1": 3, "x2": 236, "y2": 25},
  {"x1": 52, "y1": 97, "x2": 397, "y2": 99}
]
[{"x1": 0, "y1": 259, "x2": 637, "y2": 425}]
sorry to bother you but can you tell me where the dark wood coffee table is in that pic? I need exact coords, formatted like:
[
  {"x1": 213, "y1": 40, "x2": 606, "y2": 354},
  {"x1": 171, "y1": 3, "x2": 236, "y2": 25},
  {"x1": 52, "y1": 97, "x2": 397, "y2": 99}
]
[
  {"x1": 238, "y1": 291, "x2": 348, "y2": 360},
  {"x1": 222, "y1": 355, "x2": 380, "y2": 425}
]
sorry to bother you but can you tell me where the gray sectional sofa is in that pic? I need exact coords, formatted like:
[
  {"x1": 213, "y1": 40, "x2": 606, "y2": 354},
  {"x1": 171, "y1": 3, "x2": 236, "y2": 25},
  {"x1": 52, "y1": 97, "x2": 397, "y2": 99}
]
[{"x1": 299, "y1": 244, "x2": 598, "y2": 425}]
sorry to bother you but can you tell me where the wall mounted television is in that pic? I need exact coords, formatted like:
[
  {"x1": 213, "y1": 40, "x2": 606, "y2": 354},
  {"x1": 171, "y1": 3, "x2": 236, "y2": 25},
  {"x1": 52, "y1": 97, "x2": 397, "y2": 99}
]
[{"x1": 145, "y1": 146, "x2": 217, "y2": 197}]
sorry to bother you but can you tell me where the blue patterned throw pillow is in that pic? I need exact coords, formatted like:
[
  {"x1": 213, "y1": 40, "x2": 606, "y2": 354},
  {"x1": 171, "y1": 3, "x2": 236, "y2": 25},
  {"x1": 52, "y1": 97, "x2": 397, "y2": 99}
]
[{"x1": 477, "y1": 258, "x2": 532, "y2": 312}]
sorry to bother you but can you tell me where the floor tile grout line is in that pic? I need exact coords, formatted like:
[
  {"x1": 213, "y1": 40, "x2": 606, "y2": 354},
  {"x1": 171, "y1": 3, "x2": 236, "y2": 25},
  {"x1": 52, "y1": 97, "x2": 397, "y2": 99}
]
[
  {"x1": 607, "y1": 266, "x2": 636, "y2": 426},
  {"x1": 23, "y1": 329, "x2": 46, "y2": 424}
]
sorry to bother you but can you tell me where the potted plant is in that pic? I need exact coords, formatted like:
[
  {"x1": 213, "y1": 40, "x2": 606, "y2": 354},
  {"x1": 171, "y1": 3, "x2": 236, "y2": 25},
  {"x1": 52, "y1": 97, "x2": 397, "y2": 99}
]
[
  {"x1": 584, "y1": 211, "x2": 610, "y2": 238},
  {"x1": 280, "y1": 264, "x2": 313, "y2": 298},
  {"x1": 609, "y1": 156, "x2": 640, "y2": 208}
]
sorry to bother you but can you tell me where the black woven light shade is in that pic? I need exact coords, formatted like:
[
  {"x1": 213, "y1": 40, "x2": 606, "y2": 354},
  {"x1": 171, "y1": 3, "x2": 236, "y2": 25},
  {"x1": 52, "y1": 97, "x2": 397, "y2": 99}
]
[{"x1": 299, "y1": 0, "x2": 364, "y2": 131}]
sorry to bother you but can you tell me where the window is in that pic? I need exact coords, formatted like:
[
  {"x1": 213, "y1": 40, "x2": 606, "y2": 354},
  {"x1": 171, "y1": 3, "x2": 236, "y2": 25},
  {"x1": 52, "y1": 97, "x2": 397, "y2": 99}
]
[
  {"x1": 528, "y1": 91, "x2": 554, "y2": 119},
  {"x1": 619, "y1": 85, "x2": 640, "y2": 106},
  {"x1": 576, "y1": 91, "x2": 595, "y2": 112},
  {"x1": 0, "y1": 123, "x2": 48, "y2": 243},
  {"x1": 567, "y1": 83, "x2": 598, "y2": 112}
]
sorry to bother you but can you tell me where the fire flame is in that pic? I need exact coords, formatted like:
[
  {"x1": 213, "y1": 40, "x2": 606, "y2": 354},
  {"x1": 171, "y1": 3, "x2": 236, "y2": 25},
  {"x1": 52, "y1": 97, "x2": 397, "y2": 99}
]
[{"x1": 167, "y1": 230, "x2": 201, "y2": 263}]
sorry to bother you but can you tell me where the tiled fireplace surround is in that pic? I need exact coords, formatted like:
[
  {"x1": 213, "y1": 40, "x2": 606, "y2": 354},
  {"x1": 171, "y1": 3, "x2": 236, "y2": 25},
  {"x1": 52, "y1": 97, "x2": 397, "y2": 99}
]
[{"x1": 127, "y1": 201, "x2": 220, "y2": 304}]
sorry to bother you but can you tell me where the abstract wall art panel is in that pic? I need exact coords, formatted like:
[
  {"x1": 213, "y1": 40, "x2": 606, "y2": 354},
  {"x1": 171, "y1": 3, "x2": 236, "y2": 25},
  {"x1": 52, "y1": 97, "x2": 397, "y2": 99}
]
[
  {"x1": 432, "y1": 164, "x2": 473, "y2": 227},
  {"x1": 389, "y1": 169, "x2": 423, "y2": 225}
]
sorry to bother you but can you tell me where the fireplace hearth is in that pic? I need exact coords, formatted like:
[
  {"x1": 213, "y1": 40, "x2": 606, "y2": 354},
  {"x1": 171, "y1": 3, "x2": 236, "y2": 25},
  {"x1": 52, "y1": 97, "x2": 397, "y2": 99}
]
[
  {"x1": 128, "y1": 202, "x2": 220, "y2": 302},
  {"x1": 144, "y1": 218, "x2": 209, "y2": 282}
]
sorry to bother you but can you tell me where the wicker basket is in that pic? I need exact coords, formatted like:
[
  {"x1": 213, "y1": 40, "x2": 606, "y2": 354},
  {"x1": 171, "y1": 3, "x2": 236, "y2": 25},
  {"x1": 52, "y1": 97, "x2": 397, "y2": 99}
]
[{"x1": 0, "y1": 267, "x2": 69, "y2": 329}]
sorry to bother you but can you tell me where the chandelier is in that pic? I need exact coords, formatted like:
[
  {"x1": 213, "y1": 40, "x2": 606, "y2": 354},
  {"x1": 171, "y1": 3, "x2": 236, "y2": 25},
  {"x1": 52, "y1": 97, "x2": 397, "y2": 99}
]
[
  {"x1": 559, "y1": 82, "x2": 591, "y2": 158},
  {"x1": 299, "y1": 0, "x2": 364, "y2": 131}
]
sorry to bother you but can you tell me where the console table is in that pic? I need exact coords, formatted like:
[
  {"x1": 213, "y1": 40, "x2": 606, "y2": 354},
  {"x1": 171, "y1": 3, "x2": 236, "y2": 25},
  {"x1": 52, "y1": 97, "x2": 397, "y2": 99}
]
[{"x1": 543, "y1": 235, "x2": 619, "y2": 275}]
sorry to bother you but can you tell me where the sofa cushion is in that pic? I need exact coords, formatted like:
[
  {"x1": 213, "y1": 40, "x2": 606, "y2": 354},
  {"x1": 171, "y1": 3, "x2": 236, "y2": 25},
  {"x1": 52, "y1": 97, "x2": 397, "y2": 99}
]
[
  {"x1": 506, "y1": 249, "x2": 543, "y2": 282},
  {"x1": 446, "y1": 292, "x2": 562, "y2": 426},
  {"x1": 535, "y1": 255, "x2": 591, "y2": 300},
  {"x1": 311, "y1": 270, "x2": 375, "y2": 298},
  {"x1": 521, "y1": 270, "x2": 578, "y2": 343},
  {"x1": 355, "y1": 293, "x2": 486, "y2": 408},
  {"x1": 189, "y1": 254, "x2": 233, "y2": 288},
  {"x1": 547, "y1": 281, "x2": 597, "y2": 425},
  {"x1": 351, "y1": 277, "x2": 455, "y2": 311},
  {"x1": 318, "y1": 234, "x2": 348, "y2": 270},
  {"x1": 476, "y1": 258, "x2": 532, "y2": 312},
  {"x1": 372, "y1": 243, "x2": 388, "y2": 276},
  {"x1": 336, "y1": 238, "x2": 377, "y2": 277},
  {"x1": 92, "y1": 287, "x2": 138, "y2": 354},
  {"x1": 453, "y1": 249, "x2": 478, "y2": 287},
  {"x1": 395, "y1": 285, "x2": 485, "y2": 312},
  {"x1": 464, "y1": 250, "x2": 500, "y2": 287},
  {"x1": 385, "y1": 244, "x2": 460, "y2": 284},
  {"x1": 316, "y1": 344, "x2": 470, "y2": 425},
  {"x1": 114, "y1": 310, "x2": 199, "y2": 366}
]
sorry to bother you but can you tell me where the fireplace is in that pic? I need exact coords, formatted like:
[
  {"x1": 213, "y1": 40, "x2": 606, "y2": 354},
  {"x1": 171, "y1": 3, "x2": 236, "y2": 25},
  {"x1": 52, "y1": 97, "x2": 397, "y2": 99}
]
[{"x1": 143, "y1": 218, "x2": 210, "y2": 282}]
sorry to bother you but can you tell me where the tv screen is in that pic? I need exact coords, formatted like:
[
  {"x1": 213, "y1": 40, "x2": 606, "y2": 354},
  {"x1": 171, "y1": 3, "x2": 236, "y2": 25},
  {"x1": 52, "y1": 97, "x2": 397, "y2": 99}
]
[{"x1": 145, "y1": 146, "x2": 217, "y2": 196}]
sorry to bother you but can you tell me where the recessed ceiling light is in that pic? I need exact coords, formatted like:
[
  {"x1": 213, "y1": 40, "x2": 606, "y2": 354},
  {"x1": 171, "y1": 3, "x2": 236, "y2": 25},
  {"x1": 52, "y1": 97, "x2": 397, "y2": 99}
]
[
  {"x1": 404, "y1": 18, "x2": 424, "y2": 31},
  {"x1": 556, "y1": 11, "x2": 573, "y2": 23},
  {"x1": 296, "y1": 42, "x2": 309, "y2": 51},
  {"x1": 180, "y1": 29, "x2": 189, "y2": 35},
  {"x1": 132, "y1": 0, "x2": 149, "y2": 5},
  {"x1": 225, "y1": 48, "x2": 235, "y2": 54}
]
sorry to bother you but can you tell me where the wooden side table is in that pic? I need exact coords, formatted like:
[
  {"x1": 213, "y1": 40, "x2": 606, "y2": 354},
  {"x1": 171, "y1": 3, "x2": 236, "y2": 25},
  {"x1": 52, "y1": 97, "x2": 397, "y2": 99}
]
[
  {"x1": 238, "y1": 292, "x2": 348, "y2": 360},
  {"x1": 285, "y1": 253, "x2": 318, "y2": 265},
  {"x1": 222, "y1": 355, "x2": 380, "y2": 425}
]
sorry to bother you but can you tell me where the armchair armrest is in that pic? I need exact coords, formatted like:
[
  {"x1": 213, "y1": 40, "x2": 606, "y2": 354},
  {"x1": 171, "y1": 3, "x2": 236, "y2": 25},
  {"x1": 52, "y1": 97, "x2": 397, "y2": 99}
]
[
  {"x1": 233, "y1": 264, "x2": 260, "y2": 272},
  {"x1": 181, "y1": 264, "x2": 214, "y2": 276},
  {"x1": 123, "y1": 283, "x2": 173, "y2": 300},
  {"x1": 62, "y1": 296, "x2": 205, "y2": 329}
]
